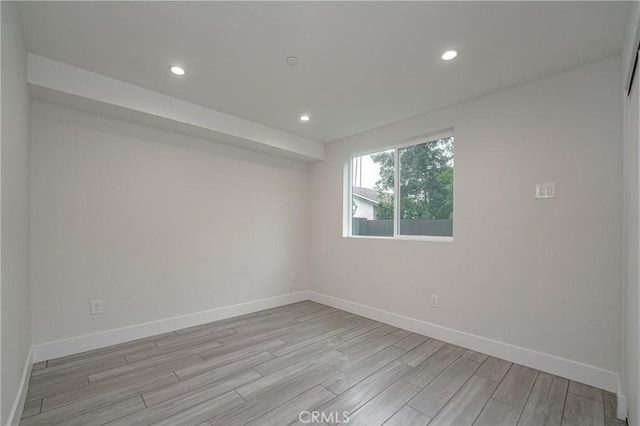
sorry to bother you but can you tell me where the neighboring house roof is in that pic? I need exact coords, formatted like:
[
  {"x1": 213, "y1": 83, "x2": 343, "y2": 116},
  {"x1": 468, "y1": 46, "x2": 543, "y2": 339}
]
[{"x1": 352, "y1": 187, "x2": 379, "y2": 205}]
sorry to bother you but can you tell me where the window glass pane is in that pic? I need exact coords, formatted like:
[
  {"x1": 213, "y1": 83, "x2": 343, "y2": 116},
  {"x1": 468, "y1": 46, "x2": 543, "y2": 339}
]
[
  {"x1": 351, "y1": 150, "x2": 394, "y2": 237},
  {"x1": 398, "y1": 137, "x2": 454, "y2": 236}
]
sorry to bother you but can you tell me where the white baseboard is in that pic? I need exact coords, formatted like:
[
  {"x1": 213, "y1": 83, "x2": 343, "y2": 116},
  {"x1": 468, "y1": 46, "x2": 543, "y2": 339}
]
[
  {"x1": 33, "y1": 291, "x2": 309, "y2": 362},
  {"x1": 308, "y1": 291, "x2": 620, "y2": 395},
  {"x1": 617, "y1": 382, "x2": 628, "y2": 421},
  {"x1": 30, "y1": 290, "x2": 626, "y2": 421},
  {"x1": 7, "y1": 347, "x2": 33, "y2": 426}
]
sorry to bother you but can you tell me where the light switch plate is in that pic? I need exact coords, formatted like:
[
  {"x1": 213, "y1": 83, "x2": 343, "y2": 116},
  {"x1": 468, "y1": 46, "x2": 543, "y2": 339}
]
[{"x1": 536, "y1": 183, "x2": 556, "y2": 199}]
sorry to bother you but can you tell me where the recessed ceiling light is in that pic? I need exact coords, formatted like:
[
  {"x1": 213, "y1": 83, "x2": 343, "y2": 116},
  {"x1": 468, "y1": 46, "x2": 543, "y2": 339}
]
[
  {"x1": 170, "y1": 65, "x2": 186, "y2": 76},
  {"x1": 441, "y1": 50, "x2": 458, "y2": 61},
  {"x1": 287, "y1": 56, "x2": 300, "y2": 66},
  {"x1": 300, "y1": 114, "x2": 310, "y2": 122}
]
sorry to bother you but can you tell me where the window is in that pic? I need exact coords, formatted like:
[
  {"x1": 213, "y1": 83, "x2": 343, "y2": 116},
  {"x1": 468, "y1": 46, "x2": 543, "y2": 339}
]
[{"x1": 348, "y1": 134, "x2": 454, "y2": 240}]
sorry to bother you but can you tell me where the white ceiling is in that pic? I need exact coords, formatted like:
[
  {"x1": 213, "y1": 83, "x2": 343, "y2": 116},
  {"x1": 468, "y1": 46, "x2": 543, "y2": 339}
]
[{"x1": 18, "y1": 1, "x2": 630, "y2": 143}]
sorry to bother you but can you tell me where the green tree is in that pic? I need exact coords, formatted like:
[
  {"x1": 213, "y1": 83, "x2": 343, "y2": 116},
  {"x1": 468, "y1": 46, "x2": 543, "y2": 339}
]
[
  {"x1": 370, "y1": 150, "x2": 395, "y2": 220},
  {"x1": 372, "y1": 138, "x2": 453, "y2": 220}
]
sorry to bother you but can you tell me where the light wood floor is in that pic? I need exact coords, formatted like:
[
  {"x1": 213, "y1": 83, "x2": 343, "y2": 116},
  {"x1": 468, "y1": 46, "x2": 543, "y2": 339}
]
[{"x1": 21, "y1": 301, "x2": 625, "y2": 426}]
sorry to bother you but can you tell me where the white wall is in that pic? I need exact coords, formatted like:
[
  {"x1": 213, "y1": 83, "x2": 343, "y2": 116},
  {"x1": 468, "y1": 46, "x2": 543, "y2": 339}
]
[
  {"x1": 30, "y1": 101, "x2": 309, "y2": 346},
  {"x1": 622, "y1": 4, "x2": 640, "y2": 423},
  {"x1": 624, "y1": 65, "x2": 640, "y2": 426},
  {"x1": 1, "y1": 2, "x2": 32, "y2": 424},
  {"x1": 310, "y1": 58, "x2": 623, "y2": 380}
]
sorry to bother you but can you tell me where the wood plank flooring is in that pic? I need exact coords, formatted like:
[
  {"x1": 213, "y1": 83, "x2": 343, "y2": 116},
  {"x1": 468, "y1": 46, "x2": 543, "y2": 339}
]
[{"x1": 20, "y1": 301, "x2": 626, "y2": 426}]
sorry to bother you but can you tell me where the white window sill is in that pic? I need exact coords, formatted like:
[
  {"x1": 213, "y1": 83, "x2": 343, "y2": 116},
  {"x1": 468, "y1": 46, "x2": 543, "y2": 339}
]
[{"x1": 346, "y1": 235, "x2": 453, "y2": 243}]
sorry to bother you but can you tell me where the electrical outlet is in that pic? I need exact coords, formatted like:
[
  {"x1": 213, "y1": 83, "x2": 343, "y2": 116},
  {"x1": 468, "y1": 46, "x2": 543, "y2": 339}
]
[
  {"x1": 536, "y1": 182, "x2": 556, "y2": 199},
  {"x1": 430, "y1": 294, "x2": 439, "y2": 308},
  {"x1": 90, "y1": 299, "x2": 103, "y2": 315},
  {"x1": 290, "y1": 272, "x2": 296, "y2": 283}
]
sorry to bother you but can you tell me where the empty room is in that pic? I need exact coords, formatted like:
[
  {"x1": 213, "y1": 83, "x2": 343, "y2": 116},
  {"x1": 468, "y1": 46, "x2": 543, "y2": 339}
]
[{"x1": 2, "y1": 1, "x2": 640, "y2": 425}]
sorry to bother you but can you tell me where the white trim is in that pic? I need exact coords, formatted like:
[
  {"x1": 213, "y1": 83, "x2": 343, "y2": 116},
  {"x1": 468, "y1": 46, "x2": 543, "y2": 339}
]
[
  {"x1": 308, "y1": 291, "x2": 619, "y2": 394},
  {"x1": 618, "y1": 381, "x2": 628, "y2": 421},
  {"x1": 393, "y1": 147, "x2": 399, "y2": 237},
  {"x1": 346, "y1": 235, "x2": 453, "y2": 243},
  {"x1": 6, "y1": 347, "x2": 33, "y2": 426},
  {"x1": 344, "y1": 160, "x2": 352, "y2": 238},
  {"x1": 33, "y1": 291, "x2": 309, "y2": 362},
  {"x1": 346, "y1": 235, "x2": 393, "y2": 240}
]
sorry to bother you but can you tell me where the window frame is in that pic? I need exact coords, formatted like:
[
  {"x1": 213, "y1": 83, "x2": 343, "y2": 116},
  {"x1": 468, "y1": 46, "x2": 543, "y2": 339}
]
[{"x1": 345, "y1": 130, "x2": 454, "y2": 242}]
